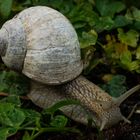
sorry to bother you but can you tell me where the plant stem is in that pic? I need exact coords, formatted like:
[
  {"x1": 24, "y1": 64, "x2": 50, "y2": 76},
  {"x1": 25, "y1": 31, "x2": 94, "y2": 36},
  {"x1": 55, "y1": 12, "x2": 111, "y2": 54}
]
[
  {"x1": 24, "y1": 127, "x2": 81, "y2": 140},
  {"x1": 114, "y1": 84, "x2": 140, "y2": 105},
  {"x1": 0, "y1": 92, "x2": 29, "y2": 100}
]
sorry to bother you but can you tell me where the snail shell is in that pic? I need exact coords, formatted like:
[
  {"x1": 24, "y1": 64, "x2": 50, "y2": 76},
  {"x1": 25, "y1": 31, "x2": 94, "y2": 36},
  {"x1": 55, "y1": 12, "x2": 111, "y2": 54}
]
[{"x1": 0, "y1": 6, "x2": 83, "y2": 85}]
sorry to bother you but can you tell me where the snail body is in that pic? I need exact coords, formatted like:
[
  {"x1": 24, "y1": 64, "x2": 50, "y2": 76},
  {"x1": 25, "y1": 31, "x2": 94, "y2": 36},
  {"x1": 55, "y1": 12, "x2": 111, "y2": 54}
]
[
  {"x1": 0, "y1": 6, "x2": 140, "y2": 130},
  {"x1": 29, "y1": 76, "x2": 140, "y2": 130}
]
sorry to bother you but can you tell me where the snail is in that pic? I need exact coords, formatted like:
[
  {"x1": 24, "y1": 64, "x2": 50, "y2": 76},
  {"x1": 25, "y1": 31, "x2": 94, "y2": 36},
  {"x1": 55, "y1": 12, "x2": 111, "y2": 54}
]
[{"x1": 0, "y1": 6, "x2": 140, "y2": 130}]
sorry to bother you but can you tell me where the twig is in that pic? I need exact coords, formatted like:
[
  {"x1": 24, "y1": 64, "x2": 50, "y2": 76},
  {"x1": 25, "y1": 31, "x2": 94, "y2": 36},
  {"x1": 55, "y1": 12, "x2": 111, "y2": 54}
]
[
  {"x1": 127, "y1": 104, "x2": 138, "y2": 120},
  {"x1": 0, "y1": 92, "x2": 29, "y2": 100}
]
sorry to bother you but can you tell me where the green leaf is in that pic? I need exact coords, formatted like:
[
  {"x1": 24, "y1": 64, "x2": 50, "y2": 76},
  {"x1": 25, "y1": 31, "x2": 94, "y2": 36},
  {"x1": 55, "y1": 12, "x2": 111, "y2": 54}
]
[
  {"x1": 67, "y1": 3, "x2": 98, "y2": 28},
  {"x1": 133, "y1": 21, "x2": 140, "y2": 30},
  {"x1": 108, "y1": 75, "x2": 126, "y2": 85},
  {"x1": 50, "y1": 115, "x2": 68, "y2": 128},
  {"x1": 0, "y1": 128, "x2": 9, "y2": 140},
  {"x1": 0, "y1": 83, "x2": 9, "y2": 93},
  {"x1": 100, "y1": 75, "x2": 127, "y2": 97},
  {"x1": 0, "y1": 95, "x2": 21, "y2": 107},
  {"x1": 22, "y1": 109, "x2": 41, "y2": 124},
  {"x1": 128, "y1": 61, "x2": 139, "y2": 71},
  {"x1": 22, "y1": 131, "x2": 31, "y2": 140},
  {"x1": 73, "y1": 22, "x2": 86, "y2": 29},
  {"x1": 114, "y1": 15, "x2": 132, "y2": 28},
  {"x1": 136, "y1": 67, "x2": 140, "y2": 73},
  {"x1": 83, "y1": 58, "x2": 101, "y2": 75},
  {"x1": 0, "y1": 71, "x2": 29, "y2": 95},
  {"x1": 118, "y1": 28, "x2": 139, "y2": 47},
  {"x1": 136, "y1": 46, "x2": 140, "y2": 59},
  {"x1": 0, "y1": 103, "x2": 25, "y2": 128},
  {"x1": 125, "y1": 9, "x2": 133, "y2": 20},
  {"x1": 42, "y1": 99, "x2": 80, "y2": 115},
  {"x1": 108, "y1": 84, "x2": 126, "y2": 97},
  {"x1": 0, "y1": 0, "x2": 13, "y2": 19},
  {"x1": 94, "y1": 16, "x2": 114, "y2": 32},
  {"x1": 0, "y1": 127, "x2": 17, "y2": 140},
  {"x1": 95, "y1": 0, "x2": 125, "y2": 17},
  {"x1": 120, "y1": 51, "x2": 139, "y2": 71},
  {"x1": 120, "y1": 50, "x2": 132, "y2": 64},
  {"x1": 132, "y1": 7, "x2": 140, "y2": 21},
  {"x1": 36, "y1": 0, "x2": 64, "y2": 8},
  {"x1": 80, "y1": 30, "x2": 98, "y2": 48}
]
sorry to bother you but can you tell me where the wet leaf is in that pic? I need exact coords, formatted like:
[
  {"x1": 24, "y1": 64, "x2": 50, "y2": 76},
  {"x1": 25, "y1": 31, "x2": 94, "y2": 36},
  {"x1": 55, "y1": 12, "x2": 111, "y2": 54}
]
[
  {"x1": 120, "y1": 50, "x2": 132, "y2": 64},
  {"x1": 83, "y1": 58, "x2": 101, "y2": 74},
  {"x1": 100, "y1": 75, "x2": 127, "y2": 97},
  {"x1": 133, "y1": 21, "x2": 140, "y2": 30},
  {"x1": 94, "y1": 16, "x2": 114, "y2": 32},
  {"x1": 0, "y1": 71, "x2": 29, "y2": 95},
  {"x1": 136, "y1": 46, "x2": 140, "y2": 59},
  {"x1": 0, "y1": 128, "x2": 9, "y2": 140},
  {"x1": 80, "y1": 30, "x2": 98, "y2": 48},
  {"x1": 0, "y1": 127, "x2": 18, "y2": 140},
  {"x1": 120, "y1": 51, "x2": 139, "y2": 71},
  {"x1": 128, "y1": 61, "x2": 139, "y2": 71},
  {"x1": 0, "y1": 103, "x2": 25, "y2": 128},
  {"x1": 0, "y1": 0, "x2": 13, "y2": 19},
  {"x1": 114, "y1": 15, "x2": 132, "y2": 28},
  {"x1": 0, "y1": 95, "x2": 21, "y2": 107},
  {"x1": 43, "y1": 100, "x2": 80, "y2": 115},
  {"x1": 95, "y1": 0, "x2": 125, "y2": 17},
  {"x1": 118, "y1": 28, "x2": 139, "y2": 47},
  {"x1": 50, "y1": 115, "x2": 68, "y2": 128},
  {"x1": 22, "y1": 109, "x2": 41, "y2": 124},
  {"x1": 22, "y1": 131, "x2": 31, "y2": 140},
  {"x1": 132, "y1": 7, "x2": 140, "y2": 21}
]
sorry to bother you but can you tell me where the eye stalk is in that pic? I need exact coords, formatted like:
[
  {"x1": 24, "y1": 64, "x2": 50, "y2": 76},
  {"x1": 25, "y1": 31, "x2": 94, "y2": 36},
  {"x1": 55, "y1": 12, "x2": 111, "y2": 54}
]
[
  {"x1": 113, "y1": 84, "x2": 140, "y2": 106},
  {"x1": 100, "y1": 84, "x2": 140, "y2": 130},
  {"x1": 91, "y1": 84, "x2": 140, "y2": 130}
]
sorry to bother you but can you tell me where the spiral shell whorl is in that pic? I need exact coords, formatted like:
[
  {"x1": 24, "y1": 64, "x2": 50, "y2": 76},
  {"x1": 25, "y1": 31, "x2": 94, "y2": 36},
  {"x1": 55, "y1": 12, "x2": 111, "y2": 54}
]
[{"x1": 1, "y1": 18, "x2": 26, "y2": 71}]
